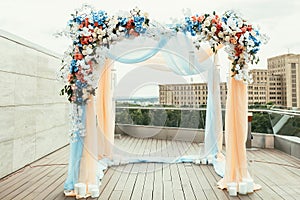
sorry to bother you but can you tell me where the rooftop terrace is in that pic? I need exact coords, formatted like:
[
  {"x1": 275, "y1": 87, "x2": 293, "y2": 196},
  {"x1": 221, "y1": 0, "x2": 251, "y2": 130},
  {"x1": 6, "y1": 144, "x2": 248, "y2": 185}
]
[{"x1": 0, "y1": 135, "x2": 299, "y2": 200}]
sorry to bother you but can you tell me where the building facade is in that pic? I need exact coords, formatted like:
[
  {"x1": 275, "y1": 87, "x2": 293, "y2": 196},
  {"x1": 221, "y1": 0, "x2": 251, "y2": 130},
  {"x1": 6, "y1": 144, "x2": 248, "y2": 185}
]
[
  {"x1": 160, "y1": 54, "x2": 300, "y2": 108},
  {"x1": 159, "y1": 69, "x2": 269, "y2": 107},
  {"x1": 248, "y1": 69, "x2": 268, "y2": 105},
  {"x1": 267, "y1": 54, "x2": 300, "y2": 108},
  {"x1": 159, "y1": 82, "x2": 227, "y2": 107}
]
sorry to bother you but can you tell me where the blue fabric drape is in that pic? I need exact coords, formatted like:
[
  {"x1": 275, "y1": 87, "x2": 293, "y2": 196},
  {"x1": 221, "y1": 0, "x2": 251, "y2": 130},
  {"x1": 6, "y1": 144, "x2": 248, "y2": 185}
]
[
  {"x1": 107, "y1": 37, "x2": 169, "y2": 63},
  {"x1": 64, "y1": 105, "x2": 86, "y2": 190}
]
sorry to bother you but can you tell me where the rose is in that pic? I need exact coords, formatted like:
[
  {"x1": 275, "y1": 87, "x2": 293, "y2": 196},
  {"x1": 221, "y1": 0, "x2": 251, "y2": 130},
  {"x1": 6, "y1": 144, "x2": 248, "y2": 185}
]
[
  {"x1": 204, "y1": 20, "x2": 210, "y2": 27},
  {"x1": 225, "y1": 36, "x2": 230, "y2": 42},
  {"x1": 218, "y1": 32, "x2": 224, "y2": 38},
  {"x1": 230, "y1": 37, "x2": 237, "y2": 45},
  {"x1": 211, "y1": 26, "x2": 217, "y2": 33}
]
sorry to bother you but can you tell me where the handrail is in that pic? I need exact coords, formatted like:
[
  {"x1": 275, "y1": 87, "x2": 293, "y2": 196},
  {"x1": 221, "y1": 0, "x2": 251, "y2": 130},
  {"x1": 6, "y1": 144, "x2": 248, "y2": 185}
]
[{"x1": 116, "y1": 106, "x2": 300, "y2": 116}]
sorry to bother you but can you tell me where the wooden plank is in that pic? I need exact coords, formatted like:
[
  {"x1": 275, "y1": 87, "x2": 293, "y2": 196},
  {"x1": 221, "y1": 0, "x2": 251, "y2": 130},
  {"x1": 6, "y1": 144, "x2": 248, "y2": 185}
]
[
  {"x1": 170, "y1": 164, "x2": 182, "y2": 191},
  {"x1": 0, "y1": 147, "x2": 68, "y2": 194},
  {"x1": 98, "y1": 167, "x2": 115, "y2": 197},
  {"x1": 177, "y1": 163, "x2": 196, "y2": 200},
  {"x1": 185, "y1": 165, "x2": 207, "y2": 200},
  {"x1": 114, "y1": 164, "x2": 133, "y2": 191},
  {"x1": 250, "y1": 150, "x2": 298, "y2": 199},
  {"x1": 131, "y1": 163, "x2": 147, "y2": 200},
  {"x1": 119, "y1": 164, "x2": 140, "y2": 200},
  {"x1": 0, "y1": 153, "x2": 68, "y2": 199},
  {"x1": 141, "y1": 162, "x2": 154, "y2": 200},
  {"x1": 153, "y1": 163, "x2": 163, "y2": 200},
  {"x1": 109, "y1": 190, "x2": 122, "y2": 200},
  {"x1": 173, "y1": 189, "x2": 185, "y2": 200},
  {"x1": 164, "y1": 180, "x2": 174, "y2": 200},
  {"x1": 98, "y1": 165, "x2": 126, "y2": 200},
  {"x1": 32, "y1": 170, "x2": 67, "y2": 200}
]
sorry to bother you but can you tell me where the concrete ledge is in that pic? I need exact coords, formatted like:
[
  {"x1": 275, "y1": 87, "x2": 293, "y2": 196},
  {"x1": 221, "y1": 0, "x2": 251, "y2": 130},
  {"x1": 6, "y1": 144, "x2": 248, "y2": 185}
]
[
  {"x1": 251, "y1": 133, "x2": 274, "y2": 148},
  {"x1": 115, "y1": 124, "x2": 204, "y2": 143},
  {"x1": 0, "y1": 29, "x2": 61, "y2": 59},
  {"x1": 275, "y1": 135, "x2": 300, "y2": 159}
]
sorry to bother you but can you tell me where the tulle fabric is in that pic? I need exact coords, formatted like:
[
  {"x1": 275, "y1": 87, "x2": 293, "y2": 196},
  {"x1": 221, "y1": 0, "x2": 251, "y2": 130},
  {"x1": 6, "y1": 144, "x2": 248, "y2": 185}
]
[
  {"x1": 217, "y1": 67, "x2": 261, "y2": 190},
  {"x1": 64, "y1": 34, "x2": 256, "y2": 195}
]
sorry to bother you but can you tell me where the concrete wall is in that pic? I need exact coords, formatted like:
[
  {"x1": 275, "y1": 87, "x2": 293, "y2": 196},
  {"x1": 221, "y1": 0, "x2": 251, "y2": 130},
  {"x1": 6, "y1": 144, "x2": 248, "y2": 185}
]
[
  {"x1": 251, "y1": 133, "x2": 274, "y2": 148},
  {"x1": 0, "y1": 30, "x2": 69, "y2": 178},
  {"x1": 274, "y1": 135, "x2": 300, "y2": 159},
  {"x1": 116, "y1": 124, "x2": 205, "y2": 143}
]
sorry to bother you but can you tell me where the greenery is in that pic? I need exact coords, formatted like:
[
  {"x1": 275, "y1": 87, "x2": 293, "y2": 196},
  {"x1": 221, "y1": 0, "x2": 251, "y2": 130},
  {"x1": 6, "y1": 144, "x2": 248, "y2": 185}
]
[
  {"x1": 251, "y1": 112, "x2": 273, "y2": 134},
  {"x1": 115, "y1": 103, "x2": 299, "y2": 137},
  {"x1": 277, "y1": 116, "x2": 300, "y2": 137}
]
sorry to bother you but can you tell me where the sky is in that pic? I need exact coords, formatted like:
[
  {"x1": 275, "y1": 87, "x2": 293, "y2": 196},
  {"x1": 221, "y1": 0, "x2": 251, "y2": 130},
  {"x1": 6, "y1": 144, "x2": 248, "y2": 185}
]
[{"x1": 1, "y1": 0, "x2": 300, "y2": 97}]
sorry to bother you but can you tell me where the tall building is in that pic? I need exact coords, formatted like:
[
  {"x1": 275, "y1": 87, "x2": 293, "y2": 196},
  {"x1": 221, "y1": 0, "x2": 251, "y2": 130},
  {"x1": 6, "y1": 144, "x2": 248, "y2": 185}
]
[
  {"x1": 160, "y1": 54, "x2": 300, "y2": 108},
  {"x1": 159, "y1": 83, "x2": 228, "y2": 107},
  {"x1": 267, "y1": 54, "x2": 300, "y2": 108},
  {"x1": 248, "y1": 69, "x2": 268, "y2": 105},
  {"x1": 159, "y1": 69, "x2": 269, "y2": 107},
  {"x1": 159, "y1": 82, "x2": 227, "y2": 107}
]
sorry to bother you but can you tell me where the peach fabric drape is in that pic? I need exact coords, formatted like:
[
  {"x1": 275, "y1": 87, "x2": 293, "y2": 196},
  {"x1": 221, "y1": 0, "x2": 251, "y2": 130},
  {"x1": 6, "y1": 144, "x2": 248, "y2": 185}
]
[
  {"x1": 218, "y1": 67, "x2": 261, "y2": 190},
  {"x1": 96, "y1": 59, "x2": 115, "y2": 159},
  {"x1": 78, "y1": 95, "x2": 98, "y2": 186}
]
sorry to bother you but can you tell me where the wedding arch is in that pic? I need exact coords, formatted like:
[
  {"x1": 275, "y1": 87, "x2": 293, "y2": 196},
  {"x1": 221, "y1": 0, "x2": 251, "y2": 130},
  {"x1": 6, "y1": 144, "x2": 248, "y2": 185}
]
[{"x1": 58, "y1": 4, "x2": 268, "y2": 198}]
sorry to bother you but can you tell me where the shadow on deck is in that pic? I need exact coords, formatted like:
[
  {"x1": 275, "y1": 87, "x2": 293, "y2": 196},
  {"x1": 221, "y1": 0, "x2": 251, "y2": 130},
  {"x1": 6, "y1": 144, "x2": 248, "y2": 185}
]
[{"x1": 0, "y1": 135, "x2": 300, "y2": 200}]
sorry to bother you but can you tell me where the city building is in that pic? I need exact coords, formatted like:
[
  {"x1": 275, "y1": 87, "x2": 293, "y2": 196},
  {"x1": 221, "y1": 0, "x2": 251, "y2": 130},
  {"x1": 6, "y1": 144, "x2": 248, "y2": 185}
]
[
  {"x1": 159, "y1": 54, "x2": 300, "y2": 108},
  {"x1": 248, "y1": 69, "x2": 268, "y2": 105},
  {"x1": 159, "y1": 69, "x2": 270, "y2": 107},
  {"x1": 267, "y1": 54, "x2": 300, "y2": 108},
  {"x1": 159, "y1": 82, "x2": 227, "y2": 107}
]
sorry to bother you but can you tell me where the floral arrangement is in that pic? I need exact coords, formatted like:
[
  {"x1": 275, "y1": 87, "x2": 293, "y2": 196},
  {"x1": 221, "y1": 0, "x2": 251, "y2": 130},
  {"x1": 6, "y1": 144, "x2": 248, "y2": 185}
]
[
  {"x1": 58, "y1": 5, "x2": 268, "y2": 104},
  {"x1": 58, "y1": 5, "x2": 150, "y2": 104},
  {"x1": 180, "y1": 10, "x2": 268, "y2": 83}
]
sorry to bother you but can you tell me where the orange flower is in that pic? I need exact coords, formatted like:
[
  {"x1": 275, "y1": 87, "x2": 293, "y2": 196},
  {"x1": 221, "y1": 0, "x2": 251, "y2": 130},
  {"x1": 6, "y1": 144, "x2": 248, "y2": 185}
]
[
  {"x1": 74, "y1": 53, "x2": 83, "y2": 60},
  {"x1": 126, "y1": 19, "x2": 134, "y2": 29},
  {"x1": 85, "y1": 18, "x2": 89, "y2": 27},
  {"x1": 247, "y1": 25, "x2": 252, "y2": 31},
  {"x1": 241, "y1": 27, "x2": 247, "y2": 33},
  {"x1": 129, "y1": 29, "x2": 139, "y2": 37},
  {"x1": 230, "y1": 37, "x2": 237, "y2": 45},
  {"x1": 80, "y1": 37, "x2": 89, "y2": 45},
  {"x1": 67, "y1": 73, "x2": 74, "y2": 82},
  {"x1": 198, "y1": 16, "x2": 204, "y2": 22}
]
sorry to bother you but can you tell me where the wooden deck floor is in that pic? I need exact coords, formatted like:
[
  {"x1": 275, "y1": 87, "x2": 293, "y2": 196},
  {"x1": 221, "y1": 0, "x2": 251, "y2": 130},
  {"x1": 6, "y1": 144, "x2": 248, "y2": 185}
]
[{"x1": 0, "y1": 135, "x2": 300, "y2": 200}]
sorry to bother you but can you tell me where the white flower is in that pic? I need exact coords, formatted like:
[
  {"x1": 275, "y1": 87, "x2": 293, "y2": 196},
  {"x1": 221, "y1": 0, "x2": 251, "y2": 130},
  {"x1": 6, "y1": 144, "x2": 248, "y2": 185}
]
[
  {"x1": 144, "y1": 12, "x2": 149, "y2": 18},
  {"x1": 204, "y1": 20, "x2": 210, "y2": 27},
  {"x1": 218, "y1": 32, "x2": 224, "y2": 38},
  {"x1": 211, "y1": 26, "x2": 217, "y2": 33},
  {"x1": 237, "y1": 19, "x2": 243, "y2": 27},
  {"x1": 97, "y1": 29, "x2": 105, "y2": 36},
  {"x1": 225, "y1": 36, "x2": 230, "y2": 42},
  {"x1": 227, "y1": 18, "x2": 236, "y2": 29},
  {"x1": 234, "y1": 73, "x2": 242, "y2": 81},
  {"x1": 81, "y1": 27, "x2": 91, "y2": 36},
  {"x1": 86, "y1": 47, "x2": 93, "y2": 55},
  {"x1": 82, "y1": 50, "x2": 87, "y2": 55}
]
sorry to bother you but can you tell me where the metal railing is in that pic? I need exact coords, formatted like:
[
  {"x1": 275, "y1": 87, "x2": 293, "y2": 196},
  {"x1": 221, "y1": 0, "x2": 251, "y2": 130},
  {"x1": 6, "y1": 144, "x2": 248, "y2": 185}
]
[{"x1": 115, "y1": 106, "x2": 300, "y2": 138}]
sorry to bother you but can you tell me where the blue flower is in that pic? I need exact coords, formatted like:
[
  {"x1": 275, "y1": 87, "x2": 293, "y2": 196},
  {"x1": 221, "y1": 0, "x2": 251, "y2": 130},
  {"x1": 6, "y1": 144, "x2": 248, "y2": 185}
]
[
  {"x1": 75, "y1": 16, "x2": 84, "y2": 24},
  {"x1": 70, "y1": 60, "x2": 78, "y2": 73},
  {"x1": 222, "y1": 17, "x2": 227, "y2": 24},
  {"x1": 197, "y1": 24, "x2": 202, "y2": 31},
  {"x1": 250, "y1": 47, "x2": 260, "y2": 54},
  {"x1": 249, "y1": 35, "x2": 261, "y2": 47},
  {"x1": 191, "y1": 30, "x2": 196, "y2": 36},
  {"x1": 118, "y1": 17, "x2": 128, "y2": 26}
]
